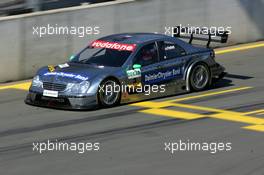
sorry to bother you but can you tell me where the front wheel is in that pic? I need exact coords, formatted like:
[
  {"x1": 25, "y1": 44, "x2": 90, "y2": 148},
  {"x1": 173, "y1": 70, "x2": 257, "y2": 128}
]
[
  {"x1": 98, "y1": 79, "x2": 121, "y2": 107},
  {"x1": 190, "y1": 64, "x2": 210, "y2": 91}
]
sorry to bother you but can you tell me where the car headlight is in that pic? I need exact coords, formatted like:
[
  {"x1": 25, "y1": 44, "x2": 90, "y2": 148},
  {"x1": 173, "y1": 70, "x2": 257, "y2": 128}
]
[
  {"x1": 79, "y1": 81, "x2": 90, "y2": 94},
  {"x1": 66, "y1": 81, "x2": 90, "y2": 94},
  {"x1": 32, "y1": 75, "x2": 43, "y2": 88}
]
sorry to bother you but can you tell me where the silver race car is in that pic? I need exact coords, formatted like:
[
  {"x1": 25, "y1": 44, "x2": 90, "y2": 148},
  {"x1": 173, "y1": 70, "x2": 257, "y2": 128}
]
[{"x1": 25, "y1": 28, "x2": 227, "y2": 109}]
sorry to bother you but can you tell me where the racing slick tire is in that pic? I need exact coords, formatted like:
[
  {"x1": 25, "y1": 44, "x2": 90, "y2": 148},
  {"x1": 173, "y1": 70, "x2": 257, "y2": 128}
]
[
  {"x1": 189, "y1": 64, "x2": 210, "y2": 91},
  {"x1": 98, "y1": 78, "x2": 121, "y2": 107}
]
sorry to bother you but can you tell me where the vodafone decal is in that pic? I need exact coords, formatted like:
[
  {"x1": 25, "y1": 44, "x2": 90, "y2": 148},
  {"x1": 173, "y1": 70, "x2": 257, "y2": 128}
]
[{"x1": 91, "y1": 40, "x2": 136, "y2": 51}]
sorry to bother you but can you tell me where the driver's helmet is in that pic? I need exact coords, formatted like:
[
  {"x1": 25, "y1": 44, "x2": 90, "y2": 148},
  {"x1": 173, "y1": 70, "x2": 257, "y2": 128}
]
[{"x1": 141, "y1": 49, "x2": 153, "y2": 61}]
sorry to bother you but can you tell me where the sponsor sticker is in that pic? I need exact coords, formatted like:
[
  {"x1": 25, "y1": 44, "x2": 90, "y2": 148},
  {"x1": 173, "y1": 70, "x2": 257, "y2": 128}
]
[
  {"x1": 144, "y1": 68, "x2": 181, "y2": 83},
  {"x1": 44, "y1": 72, "x2": 88, "y2": 81},
  {"x1": 58, "y1": 63, "x2": 69, "y2": 68},
  {"x1": 43, "y1": 90, "x2": 58, "y2": 97},
  {"x1": 91, "y1": 40, "x2": 136, "y2": 51},
  {"x1": 69, "y1": 55, "x2": 75, "y2": 61},
  {"x1": 48, "y1": 65, "x2": 55, "y2": 72},
  {"x1": 165, "y1": 45, "x2": 175, "y2": 51},
  {"x1": 126, "y1": 69, "x2": 141, "y2": 79}
]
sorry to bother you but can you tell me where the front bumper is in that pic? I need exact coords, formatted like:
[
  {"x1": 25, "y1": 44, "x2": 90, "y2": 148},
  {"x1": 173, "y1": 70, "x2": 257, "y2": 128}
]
[{"x1": 25, "y1": 91, "x2": 98, "y2": 110}]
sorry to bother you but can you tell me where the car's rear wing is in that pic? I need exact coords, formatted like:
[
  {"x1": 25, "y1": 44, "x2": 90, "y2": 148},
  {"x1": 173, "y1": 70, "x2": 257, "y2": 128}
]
[{"x1": 173, "y1": 26, "x2": 228, "y2": 48}]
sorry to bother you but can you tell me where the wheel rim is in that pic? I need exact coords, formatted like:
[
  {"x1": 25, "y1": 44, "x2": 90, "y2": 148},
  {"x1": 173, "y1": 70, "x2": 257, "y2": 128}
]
[
  {"x1": 99, "y1": 80, "x2": 119, "y2": 105},
  {"x1": 192, "y1": 65, "x2": 209, "y2": 89}
]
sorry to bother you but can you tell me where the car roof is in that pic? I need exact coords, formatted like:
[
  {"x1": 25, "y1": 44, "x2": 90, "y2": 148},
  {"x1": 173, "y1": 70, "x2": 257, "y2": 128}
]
[
  {"x1": 96, "y1": 33, "x2": 210, "y2": 54},
  {"x1": 99, "y1": 33, "x2": 174, "y2": 44}
]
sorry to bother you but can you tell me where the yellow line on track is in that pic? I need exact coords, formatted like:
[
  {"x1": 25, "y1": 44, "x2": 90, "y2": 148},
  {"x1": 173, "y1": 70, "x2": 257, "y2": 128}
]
[
  {"x1": 130, "y1": 101, "x2": 172, "y2": 108},
  {"x1": 169, "y1": 103, "x2": 228, "y2": 113},
  {"x1": 210, "y1": 113, "x2": 264, "y2": 125},
  {"x1": 138, "y1": 101, "x2": 264, "y2": 124},
  {"x1": 243, "y1": 125, "x2": 264, "y2": 132},
  {"x1": 0, "y1": 82, "x2": 31, "y2": 91},
  {"x1": 215, "y1": 42, "x2": 264, "y2": 55},
  {"x1": 140, "y1": 108, "x2": 205, "y2": 120},
  {"x1": 131, "y1": 86, "x2": 252, "y2": 108},
  {"x1": 243, "y1": 109, "x2": 264, "y2": 115},
  {"x1": 168, "y1": 86, "x2": 252, "y2": 103},
  {"x1": 132, "y1": 86, "x2": 264, "y2": 132},
  {"x1": 138, "y1": 102, "x2": 264, "y2": 131},
  {"x1": 172, "y1": 103, "x2": 264, "y2": 124}
]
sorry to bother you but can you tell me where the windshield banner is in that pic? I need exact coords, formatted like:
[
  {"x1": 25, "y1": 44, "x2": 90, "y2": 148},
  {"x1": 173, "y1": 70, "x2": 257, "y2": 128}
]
[{"x1": 90, "y1": 40, "x2": 136, "y2": 51}]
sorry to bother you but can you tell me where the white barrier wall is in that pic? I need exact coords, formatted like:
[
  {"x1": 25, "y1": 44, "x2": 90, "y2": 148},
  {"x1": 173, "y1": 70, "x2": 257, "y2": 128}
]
[{"x1": 0, "y1": 0, "x2": 263, "y2": 82}]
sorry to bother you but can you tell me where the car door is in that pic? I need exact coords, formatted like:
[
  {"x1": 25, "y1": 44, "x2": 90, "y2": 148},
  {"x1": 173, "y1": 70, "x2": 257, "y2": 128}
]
[
  {"x1": 156, "y1": 40, "x2": 187, "y2": 85},
  {"x1": 132, "y1": 42, "x2": 165, "y2": 86}
]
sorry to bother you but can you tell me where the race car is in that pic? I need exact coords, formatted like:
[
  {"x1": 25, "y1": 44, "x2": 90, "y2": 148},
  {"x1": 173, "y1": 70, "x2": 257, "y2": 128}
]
[{"x1": 25, "y1": 27, "x2": 227, "y2": 109}]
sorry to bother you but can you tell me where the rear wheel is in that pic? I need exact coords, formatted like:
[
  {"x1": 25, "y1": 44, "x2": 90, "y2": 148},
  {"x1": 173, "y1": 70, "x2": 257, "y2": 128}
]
[
  {"x1": 98, "y1": 79, "x2": 121, "y2": 107},
  {"x1": 190, "y1": 64, "x2": 210, "y2": 91}
]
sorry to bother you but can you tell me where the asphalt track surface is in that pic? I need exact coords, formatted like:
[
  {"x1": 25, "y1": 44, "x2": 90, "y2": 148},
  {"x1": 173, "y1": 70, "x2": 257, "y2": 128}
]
[{"x1": 0, "y1": 42, "x2": 264, "y2": 175}]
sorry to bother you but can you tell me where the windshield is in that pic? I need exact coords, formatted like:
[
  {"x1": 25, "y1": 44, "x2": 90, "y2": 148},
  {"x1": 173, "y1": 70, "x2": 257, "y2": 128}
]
[{"x1": 72, "y1": 46, "x2": 132, "y2": 67}]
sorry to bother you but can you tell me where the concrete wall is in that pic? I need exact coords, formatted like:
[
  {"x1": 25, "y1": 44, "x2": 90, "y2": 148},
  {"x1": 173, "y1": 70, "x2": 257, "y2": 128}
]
[{"x1": 0, "y1": 0, "x2": 264, "y2": 82}]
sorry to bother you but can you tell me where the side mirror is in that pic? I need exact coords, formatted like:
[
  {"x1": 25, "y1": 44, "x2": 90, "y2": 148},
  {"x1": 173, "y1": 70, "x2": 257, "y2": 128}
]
[
  {"x1": 69, "y1": 54, "x2": 75, "y2": 61},
  {"x1": 133, "y1": 64, "x2": 142, "y2": 69}
]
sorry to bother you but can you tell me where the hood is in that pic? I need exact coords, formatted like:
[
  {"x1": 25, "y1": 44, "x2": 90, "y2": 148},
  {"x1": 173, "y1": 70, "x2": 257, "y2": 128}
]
[{"x1": 38, "y1": 62, "x2": 117, "y2": 83}]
